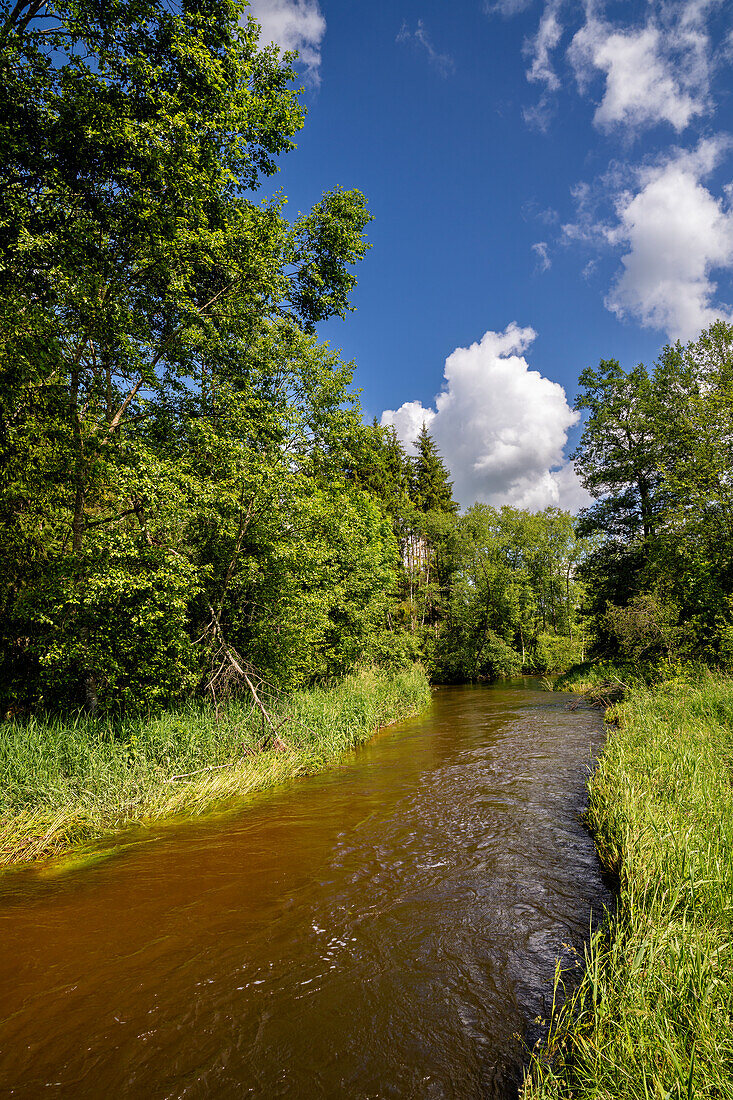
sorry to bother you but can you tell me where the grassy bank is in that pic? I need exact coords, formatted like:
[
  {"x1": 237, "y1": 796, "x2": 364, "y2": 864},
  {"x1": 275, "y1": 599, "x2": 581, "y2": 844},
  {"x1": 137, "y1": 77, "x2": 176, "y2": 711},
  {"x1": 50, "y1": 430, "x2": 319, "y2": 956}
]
[
  {"x1": 0, "y1": 666, "x2": 431, "y2": 869},
  {"x1": 524, "y1": 674, "x2": 733, "y2": 1098},
  {"x1": 552, "y1": 661, "x2": 646, "y2": 705}
]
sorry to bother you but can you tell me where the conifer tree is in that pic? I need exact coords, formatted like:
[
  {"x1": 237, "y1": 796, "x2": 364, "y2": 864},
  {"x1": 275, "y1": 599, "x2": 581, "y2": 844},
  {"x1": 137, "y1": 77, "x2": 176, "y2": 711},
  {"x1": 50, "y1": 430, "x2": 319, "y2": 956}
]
[{"x1": 411, "y1": 425, "x2": 458, "y2": 514}]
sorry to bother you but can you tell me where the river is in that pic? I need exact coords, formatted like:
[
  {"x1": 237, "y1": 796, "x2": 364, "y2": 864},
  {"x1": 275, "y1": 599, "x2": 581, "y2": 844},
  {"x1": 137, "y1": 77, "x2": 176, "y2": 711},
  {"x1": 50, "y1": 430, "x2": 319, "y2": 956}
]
[{"x1": 0, "y1": 680, "x2": 611, "y2": 1099}]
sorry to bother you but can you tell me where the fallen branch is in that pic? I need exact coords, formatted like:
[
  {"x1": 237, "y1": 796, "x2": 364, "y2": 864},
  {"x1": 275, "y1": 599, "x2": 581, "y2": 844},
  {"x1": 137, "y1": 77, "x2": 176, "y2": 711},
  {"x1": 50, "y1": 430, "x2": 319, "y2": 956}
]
[
  {"x1": 167, "y1": 761, "x2": 240, "y2": 782},
  {"x1": 202, "y1": 601, "x2": 289, "y2": 749}
]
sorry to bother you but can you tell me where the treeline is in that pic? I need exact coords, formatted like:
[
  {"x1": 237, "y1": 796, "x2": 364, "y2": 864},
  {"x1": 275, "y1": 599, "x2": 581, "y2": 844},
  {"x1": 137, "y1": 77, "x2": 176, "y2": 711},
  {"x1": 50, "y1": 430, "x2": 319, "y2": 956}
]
[
  {"x1": 355, "y1": 425, "x2": 588, "y2": 682},
  {"x1": 523, "y1": 328, "x2": 733, "y2": 1100},
  {"x1": 571, "y1": 319, "x2": 733, "y2": 669},
  {"x1": 12, "y1": 0, "x2": 727, "y2": 721},
  {"x1": 0, "y1": 0, "x2": 583, "y2": 719}
]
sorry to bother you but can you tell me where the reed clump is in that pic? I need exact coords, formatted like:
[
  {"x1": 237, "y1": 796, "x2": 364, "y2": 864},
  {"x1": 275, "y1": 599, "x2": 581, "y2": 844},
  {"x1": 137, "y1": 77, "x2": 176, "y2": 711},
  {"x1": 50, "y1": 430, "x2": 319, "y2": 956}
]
[
  {"x1": 523, "y1": 673, "x2": 733, "y2": 1099},
  {"x1": 0, "y1": 666, "x2": 430, "y2": 868}
]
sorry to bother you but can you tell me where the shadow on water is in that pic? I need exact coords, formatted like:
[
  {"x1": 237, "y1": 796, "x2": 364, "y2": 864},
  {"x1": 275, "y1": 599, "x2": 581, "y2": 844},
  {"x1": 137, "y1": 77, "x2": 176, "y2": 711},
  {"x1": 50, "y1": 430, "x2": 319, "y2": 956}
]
[{"x1": 0, "y1": 679, "x2": 611, "y2": 1098}]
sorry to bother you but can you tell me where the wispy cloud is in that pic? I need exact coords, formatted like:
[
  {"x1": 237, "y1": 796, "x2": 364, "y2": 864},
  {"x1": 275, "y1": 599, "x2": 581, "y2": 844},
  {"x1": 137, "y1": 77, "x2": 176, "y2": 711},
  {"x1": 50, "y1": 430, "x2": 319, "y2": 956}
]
[
  {"x1": 489, "y1": 0, "x2": 733, "y2": 342},
  {"x1": 532, "y1": 241, "x2": 552, "y2": 271},
  {"x1": 522, "y1": 95, "x2": 556, "y2": 132},
  {"x1": 525, "y1": 0, "x2": 563, "y2": 92},
  {"x1": 490, "y1": 0, "x2": 726, "y2": 138},
  {"x1": 397, "y1": 19, "x2": 454, "y2": 76},
  {"x1": 483, "y1": 0, "x2": 534, "y2": 16}
]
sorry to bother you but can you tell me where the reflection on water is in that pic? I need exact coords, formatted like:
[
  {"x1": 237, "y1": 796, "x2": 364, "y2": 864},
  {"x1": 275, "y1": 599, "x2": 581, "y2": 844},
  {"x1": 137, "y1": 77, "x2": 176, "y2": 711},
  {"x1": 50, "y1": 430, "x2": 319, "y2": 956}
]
[{"x1": 0, "y1": 680, "x2": 610, "y2": 1098}]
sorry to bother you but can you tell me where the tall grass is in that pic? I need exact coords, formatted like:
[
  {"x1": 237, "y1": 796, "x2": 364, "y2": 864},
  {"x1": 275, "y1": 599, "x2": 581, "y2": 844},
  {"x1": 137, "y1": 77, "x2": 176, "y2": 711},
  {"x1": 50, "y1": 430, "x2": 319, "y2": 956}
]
[
  {"x1": 0, "y1": 666, "x2": 430, "y2": 868},
  {"x1": 523, "y1": 673, "x2": 733, "y2": 1098}
]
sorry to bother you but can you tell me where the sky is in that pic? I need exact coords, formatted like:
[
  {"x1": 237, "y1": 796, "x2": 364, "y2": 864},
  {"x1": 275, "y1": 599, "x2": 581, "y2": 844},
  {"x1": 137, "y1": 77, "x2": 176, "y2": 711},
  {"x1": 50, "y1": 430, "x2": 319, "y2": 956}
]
[{"x1": 248, "y1": 0, "x2": 733, "y2": 512}]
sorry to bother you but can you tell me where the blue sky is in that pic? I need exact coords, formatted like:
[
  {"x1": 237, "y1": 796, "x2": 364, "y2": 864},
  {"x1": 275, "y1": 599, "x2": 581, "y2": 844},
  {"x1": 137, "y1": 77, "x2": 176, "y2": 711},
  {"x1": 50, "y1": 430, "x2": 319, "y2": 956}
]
[{"x1": 249, "y1": 0, "x2": 733, "y2": 510}]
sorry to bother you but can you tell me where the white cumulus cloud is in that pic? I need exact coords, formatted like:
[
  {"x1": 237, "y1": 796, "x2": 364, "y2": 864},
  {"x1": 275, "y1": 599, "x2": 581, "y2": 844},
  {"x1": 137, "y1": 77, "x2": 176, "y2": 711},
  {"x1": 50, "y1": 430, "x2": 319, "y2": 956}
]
[
  {"x1": 247, "y1": 0, "x2": 326, "y2": 85},
  {"x1": 604, "y1": 139, "x2": 733, "y2": 340},
  {"x1": 569, "y1": 12, "x2": 711, "y2": 133},
  {"x1": 381, "y1": 324, "x2": 589, "y2": 513},
  {"x1": 503, "y1": 0, "x2": 723, "y2": 137},
  {"x1": 381, "y1": 400, "x2": 436, "y2": 453}
]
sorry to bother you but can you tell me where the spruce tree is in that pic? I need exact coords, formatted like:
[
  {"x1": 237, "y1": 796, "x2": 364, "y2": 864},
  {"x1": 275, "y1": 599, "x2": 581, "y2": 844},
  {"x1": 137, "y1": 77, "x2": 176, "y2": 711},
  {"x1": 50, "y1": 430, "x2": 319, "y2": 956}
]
[{"x1": 412, "y1": 425, "x2": 458, "y2": 514}]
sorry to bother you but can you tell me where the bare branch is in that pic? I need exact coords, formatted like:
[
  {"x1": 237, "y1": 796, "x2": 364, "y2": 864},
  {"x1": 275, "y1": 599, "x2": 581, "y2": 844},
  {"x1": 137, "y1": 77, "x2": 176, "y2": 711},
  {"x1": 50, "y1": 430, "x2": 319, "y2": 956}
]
[
  {"x1": 84, "y1": 506, "x2": 139, "y2": 529},
  {"x1": 104, "y1": 281, "x2": 239, "y2": 438},
  {"x1": 3, "y1": 0, "x2": 46, "y2": 35}
]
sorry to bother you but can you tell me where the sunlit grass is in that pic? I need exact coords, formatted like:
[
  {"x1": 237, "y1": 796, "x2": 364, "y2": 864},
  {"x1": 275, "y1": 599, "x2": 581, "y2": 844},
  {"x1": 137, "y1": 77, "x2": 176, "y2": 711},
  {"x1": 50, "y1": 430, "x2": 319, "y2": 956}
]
[
  {"x1": 523, "y1": 673, "x2": 733, "y2": 1098},
  {"x1": 0, "y1": 667, "x2": 431, "y2": 867}
]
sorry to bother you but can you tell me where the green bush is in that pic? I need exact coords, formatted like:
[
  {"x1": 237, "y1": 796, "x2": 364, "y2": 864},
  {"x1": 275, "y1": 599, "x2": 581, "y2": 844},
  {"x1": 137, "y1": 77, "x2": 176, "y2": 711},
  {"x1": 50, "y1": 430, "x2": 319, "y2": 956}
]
[{"x1": 532, "y1": 633, "x2": 583, "y2": 674}]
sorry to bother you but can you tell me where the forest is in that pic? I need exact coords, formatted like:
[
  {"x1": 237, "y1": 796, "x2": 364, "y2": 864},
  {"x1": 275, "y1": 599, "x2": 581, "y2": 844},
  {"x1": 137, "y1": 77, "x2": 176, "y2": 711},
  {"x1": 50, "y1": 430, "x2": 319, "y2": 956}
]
[
  {"x1": 3, "y1": 0, "x2": 733, "y2": 725},
  {"x1": 0, "y1": 0, "x2": 594, "y2": 723}
]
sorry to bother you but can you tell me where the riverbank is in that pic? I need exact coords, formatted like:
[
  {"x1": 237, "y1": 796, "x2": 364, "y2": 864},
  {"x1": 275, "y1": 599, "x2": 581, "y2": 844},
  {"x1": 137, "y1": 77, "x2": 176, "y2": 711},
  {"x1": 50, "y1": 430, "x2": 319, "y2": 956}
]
[
  {"x1": 523, "y1": 673, "x2": 733, "y2": 1098},
  {"x1": 0, "y1": 666, "x2": 431, "y2": 869}
]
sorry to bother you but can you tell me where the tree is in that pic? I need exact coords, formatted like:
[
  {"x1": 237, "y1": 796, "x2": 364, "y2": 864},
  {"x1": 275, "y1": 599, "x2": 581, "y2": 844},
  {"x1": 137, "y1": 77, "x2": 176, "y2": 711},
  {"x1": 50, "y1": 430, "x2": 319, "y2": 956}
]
[
  {"x1": 433, "y1": 504, "x2": 521, "y2": 681},
  {"x1": 573, "y1": 360, "x2": 660, "y2": 542},
  {"x1": 0, "y1": 0, "x2": 371, "y2": 565},
  {"x1": 653, "y1": 321, "x2": 733, "y2": 544},
  {"x1": 571, "y1": 358, "x2": 662, "y2": 643},
  {"x1": 648, "y1": 321, "x2": 733, "y2": 657},
  {"x1": 0, "y1": 0, "x2": 380, "y2": 714},
  {"x1": 411, "y1": 424, "x2": 458, "y2": 514},
  {"x1": 393, "y1": 426, "x2": 456, "y2": 635},
  {"x1": 427, "y1": 505, "x2": 584, "y2": 681},
  {"x1": 569, "y1": 322, "x2": 733, "y2": 665}
]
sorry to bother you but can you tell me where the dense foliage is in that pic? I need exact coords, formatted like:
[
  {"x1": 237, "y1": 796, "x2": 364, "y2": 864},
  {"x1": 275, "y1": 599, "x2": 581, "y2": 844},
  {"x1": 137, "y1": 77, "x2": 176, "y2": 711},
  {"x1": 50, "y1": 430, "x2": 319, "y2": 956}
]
[
  {"x1": 355, "y1": 423, "x2": 589, "y2": 682},
  {"x1": 12, "y1": 0, "x2": 707, "y2": 720},
  {"x1": 0, "y1": 0, "x2": 589, "y2": 718},
  {"x1": 572, "y1": 320, "x2": 733, "y2": 668},
  {"x1": 0, "y1": 0, "x2": 395, "y2": 714}
]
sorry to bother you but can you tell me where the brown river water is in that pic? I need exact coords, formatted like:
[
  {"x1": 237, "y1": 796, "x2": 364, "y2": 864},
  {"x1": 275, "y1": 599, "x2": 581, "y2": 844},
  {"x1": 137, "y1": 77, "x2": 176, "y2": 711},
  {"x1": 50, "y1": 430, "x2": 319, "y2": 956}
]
[{"x1": 0, "y1": 681, "x2": 611, "y2": 1099}]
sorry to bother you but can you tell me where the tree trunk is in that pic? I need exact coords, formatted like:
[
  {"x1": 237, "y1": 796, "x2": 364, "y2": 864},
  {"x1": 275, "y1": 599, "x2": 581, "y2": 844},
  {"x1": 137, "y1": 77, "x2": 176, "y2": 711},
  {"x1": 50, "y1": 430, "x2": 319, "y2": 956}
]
[
  {"x1": 80, "y1": 624, "x2": 99, "y2": 717},
  {"x1": 70, "y1": 366, "x2": 99, "y2": 714},
  {"x1": 566, "y1": 563, "x2": 573, "y2": 642}
]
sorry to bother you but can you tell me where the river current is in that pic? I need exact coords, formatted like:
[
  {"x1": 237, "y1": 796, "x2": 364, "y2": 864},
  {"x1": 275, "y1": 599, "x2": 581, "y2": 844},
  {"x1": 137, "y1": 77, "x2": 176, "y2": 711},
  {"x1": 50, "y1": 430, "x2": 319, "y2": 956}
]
[{"x1": 0, "y1": 680, "x2": 611, "y2": 1098}]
